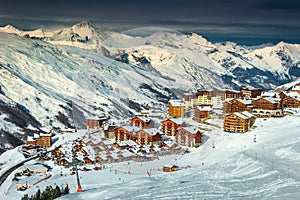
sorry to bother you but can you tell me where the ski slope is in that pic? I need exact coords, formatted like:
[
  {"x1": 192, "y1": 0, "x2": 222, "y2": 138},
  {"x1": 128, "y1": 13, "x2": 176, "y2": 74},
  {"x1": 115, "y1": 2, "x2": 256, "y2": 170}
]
[
  {"x1": 51, "y1": 114, "x2": 299, "y2": 199},
  {"x1": 1, "y1": 113, "x2": 299, "y2": 199}
]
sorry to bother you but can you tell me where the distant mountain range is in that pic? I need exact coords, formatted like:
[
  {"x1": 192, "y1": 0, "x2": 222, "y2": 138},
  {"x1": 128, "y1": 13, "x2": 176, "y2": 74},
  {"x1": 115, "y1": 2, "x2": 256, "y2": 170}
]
[{"x1": 0, "y1": 21, "x2": 299, "y2": 152}]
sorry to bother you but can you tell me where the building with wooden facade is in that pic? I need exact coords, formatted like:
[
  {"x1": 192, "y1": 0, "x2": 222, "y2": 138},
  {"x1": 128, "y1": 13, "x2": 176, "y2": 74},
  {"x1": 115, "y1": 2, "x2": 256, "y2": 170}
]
[
  {"x1": 27, "y1": 133, "x2": 52, "y2": 148},
  {"x1": 175, "y1": 127, "x2": 202, "y2": 147},
  {"x1": 135, "y1": 128, "x2": 162, "y2": 145},
  {"x1": 282, "y1": 96, "x2": 300, "y2": 108},
  {"x1": 223, "y1": 111, "x2": 256, "y2": 133},
  {"x1": 114, "y1": 126, "x2": 138, "y2": 143},
  {"x1": 168, "y1": 100, "x2": 185, "y2": 118},
  {"x1": 162, "y1": 118, "x2": 185, "y2": 136},
  {"x1": 86, "y1": 113, "x2": 110, "y2": 130},
  {"x1": 252, "y1": 97, "x2": 282, "y2": 117},
  {"x1": 131, "y1": 115, "x2": 152, "y2": 128},
  {"x1": 193, "y1": 105, "x2": 212, "y2": 122},
  {"x1": 224, "y1": 98, "x2": 252, "y2": 114},
  {"x1": 103, "y1": 122, "x2": 116, "y2": 139}
]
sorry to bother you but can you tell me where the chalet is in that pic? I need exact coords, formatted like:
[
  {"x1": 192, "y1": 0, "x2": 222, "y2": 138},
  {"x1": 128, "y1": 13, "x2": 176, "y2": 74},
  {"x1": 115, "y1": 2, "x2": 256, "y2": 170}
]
[
  {"x1": 224, "y1": 98, "x2": 252, "y2": 114},
  {"x1": 114, "y1": 126, "x2": 138, "y2": 143},
  {"x1": 24, "y1": 163, "x2": 48, "y2": 174},
  {"x1": 131, "y1": 115, "x2": 152, "y2": 128},
  {"x1": 28, "y1": 133, "x2": 52, "y2": 148},
  {"x1": 168, "y1": 100, "x2": 185, "y2": 118},
  {"x1": 16, "y1": 176, "x2": 44, "y2": 190},
  {"x1": 193, "y1": 105, "x2": 212, "y2": 122},
  {"x1": 282, "y1": 96, "x2": 300, "y2": 108},
  {"x1": 163, "y1": 164, "x2": 179, "y2": 172},
  {"x1": 240, "y1": 87, "x2": 264, "y2": 99},
  {"x1": 51, "y1": 146, "x2": 64, "y2": 158},
  {"x1": 175, "y1": 127, "x2": 202, "y2": 147},
  {"x1": 103, "y1": 122, "x2": 116, "y2": 139},
  {"x1": 223, "y1": 111, "x2": 256, "y2": 133},
  {"x1": 83, "y1": 157, "x2": 94, "y2": 165},
  {"x1": 279, "y1": 91, "x2": 288, "y2": 99},
  {"x1": 86, "y1": 113, "x2": 110, "y2": 130},
  {"x1": 162, "y1": 118, "x2": 185, "y2": 136},
  {"x1": 252, "y1": 97, "x2": 282, "y2": 117},
  {"x1": 135, "y1": 128, "x2": 162, "y2": 145},
  {"x1": 56, "y1": 157, "x2": 70, "y2": 166}
]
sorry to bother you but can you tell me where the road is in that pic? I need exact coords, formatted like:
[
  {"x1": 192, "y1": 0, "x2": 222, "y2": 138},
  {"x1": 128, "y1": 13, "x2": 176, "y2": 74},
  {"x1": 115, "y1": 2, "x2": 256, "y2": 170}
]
[{"x1": 0, "y1": 155, "x2": 39, "y2": 187}]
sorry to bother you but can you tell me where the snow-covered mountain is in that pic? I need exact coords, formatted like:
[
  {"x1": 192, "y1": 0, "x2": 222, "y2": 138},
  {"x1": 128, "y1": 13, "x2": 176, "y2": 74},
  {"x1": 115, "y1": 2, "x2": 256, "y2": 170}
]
[{"x1": 0, "y1": 22, "x2": 300, "y2": 151}]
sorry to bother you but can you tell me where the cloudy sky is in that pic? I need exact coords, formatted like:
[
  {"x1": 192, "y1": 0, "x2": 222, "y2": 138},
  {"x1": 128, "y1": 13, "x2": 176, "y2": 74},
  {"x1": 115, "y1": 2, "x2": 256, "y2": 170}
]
[{"x1": 1, "y1": 0, "x2": 299, "y2": 45}]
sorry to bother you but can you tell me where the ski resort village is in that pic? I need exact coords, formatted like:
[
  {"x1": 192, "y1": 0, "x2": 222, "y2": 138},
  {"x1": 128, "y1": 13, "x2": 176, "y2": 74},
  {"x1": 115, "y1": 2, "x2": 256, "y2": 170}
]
[
  {"x1": 0, "y1": 20, "x2": 300, "y2": 199},
  {"x1": 0, "y1": 82, "x2": 300, "y2": 199}
]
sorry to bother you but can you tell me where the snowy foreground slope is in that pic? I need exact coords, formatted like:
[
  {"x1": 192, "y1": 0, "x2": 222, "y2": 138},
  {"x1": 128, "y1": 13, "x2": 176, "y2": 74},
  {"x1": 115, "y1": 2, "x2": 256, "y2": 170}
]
[
  {"x1": 56, "y1": 115, "x2": 299, "y2": 200},
  {"x1": 0, "y1": 21, "x2": 300, "y2": 152},
  {"x1": 2, "y1": 114, "x2": 298, "y2": 200}
]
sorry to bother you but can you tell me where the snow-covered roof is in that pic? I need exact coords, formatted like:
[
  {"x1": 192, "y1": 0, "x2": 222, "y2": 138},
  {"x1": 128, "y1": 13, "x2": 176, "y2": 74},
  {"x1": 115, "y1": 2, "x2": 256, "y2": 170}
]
[
  {"x1": 169, "y1": 99, "x2": 185, "y2": 107},
  {"x1": 197, "y1": 105, "x2": 212, "y2": 111},
  {"x1": 17, "y1": 175, "x2": 42, "y2": 185},
  {"x1": 241, "y1": 111, "x2": 255, "y2": 118},
  {"x1": 164, "y1": 141, "x2": 175, "y2": 147},
  {"x1": 237, "y1": 99, "x2": 252, "y2": 105},
  {"x1": 40, "y1": 133, "x2": 51, "y2": 137},
  {"x1": 102, "y1": 140, "x2": 114, "y2": 146},
  {"x1": 181, "y1": 126, "x2": 199, "y2": 134},
  {"x1": 123, "y1": 140, "x2": 138, "y2": 147},
  {"x1": 143, "y1": 128, "x2": 161, "y2": 136},
  {"x1": 27, "y1": 136, "x2": 35, "y2": 142},
  {"x1": 33, "y1": 133, "x2": 40, "y2": 139},
  {"x1": 287, "y1": 91, "x2": 300, "y2": 98},
  {"x1": 233, "y1": 112, "x2": 249, "y2": 120},
  {"x1": 25, "y1": 163, "x2": 48, "y2": 172},
  {"x1": 262, "y1": 91, "x2": 278, "y2": 97},
  {"x1": 264, "y1": 97, "x2": 278, "y2": 104},
  {"x1": 121, "y1": 125, "x2": 141, "y2": 132},
  {"x1": 169, "y1": 118, "x2": 184, "y2": 125},
  {"x1": 140, "y1": 116, "x2": 151, "y2": 122},
  {"x1": 163, "y1": 164, "x2": 177, "y2": 168},
  {"x1": 292, "y1": 85, "x2": 300, "y2": 91}
]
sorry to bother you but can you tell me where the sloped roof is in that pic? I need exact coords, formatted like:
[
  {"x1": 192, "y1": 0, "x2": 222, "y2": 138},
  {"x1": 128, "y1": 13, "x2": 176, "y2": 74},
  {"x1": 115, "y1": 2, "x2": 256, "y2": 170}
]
[
  {"x1": 197, "y1": 105, "x2": 212, "y2": 111},
  {"x1": 180, "y1": 126, "x2": 199, "y2": 134},
  {"x1": 121, "y1": 125, "x2": 141, "y2": 132},
  {"x1": 142, "y1": 128, "x2": 162, "y2": 136},
  {"x1": 241, "y1": 111, "x2": 256, "y2": 118},
  {"x1": 233, "y1": 112, "x2": 249, "y2": 120},
  {"x1": 169, "y1": 118, "x2": 184, "y2": 125},
  {"x1": 137, "y1": 116, "x2": 151, "y2": 122},
  {"x1": 169, "y1": 100, "x2": 185, "y2": 107}
]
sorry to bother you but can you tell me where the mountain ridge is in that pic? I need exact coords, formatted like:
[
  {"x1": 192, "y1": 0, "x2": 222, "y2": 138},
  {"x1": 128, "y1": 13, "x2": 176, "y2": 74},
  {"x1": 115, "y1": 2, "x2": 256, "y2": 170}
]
[{"x1": 0, "y1": 22, "x2": 299, "y2": 152}]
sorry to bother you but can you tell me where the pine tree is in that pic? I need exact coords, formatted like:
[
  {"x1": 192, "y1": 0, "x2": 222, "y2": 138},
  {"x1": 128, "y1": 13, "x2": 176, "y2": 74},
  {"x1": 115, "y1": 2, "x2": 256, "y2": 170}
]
[
  {"x1": 63, "y1": 185, "x2": 70, "y2": 195},
  {"x1": 53, "y1": 185, "x2": 62, "y2": 198},
  {"x1": 35, "y1": 189, "x2": 41, "y2": 200},
  {"x1": 21, "y1": 194, "x2": 29, "y2": 200}
]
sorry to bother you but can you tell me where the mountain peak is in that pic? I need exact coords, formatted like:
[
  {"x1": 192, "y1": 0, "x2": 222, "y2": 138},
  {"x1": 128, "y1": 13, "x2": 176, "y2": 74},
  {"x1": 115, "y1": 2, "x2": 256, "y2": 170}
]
[
  {"x1": 70, "y1": 21, "x2": 96, "y2": 38},
  {"x1": 73, "y1": 21, "x2": 94, "y2": 29},
  {"x1": 0, "y1": 24, "x2": 21, "y2": 34},
  {"x1": 188, "y1": 32, "x2": 209, "y2": 45}
]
